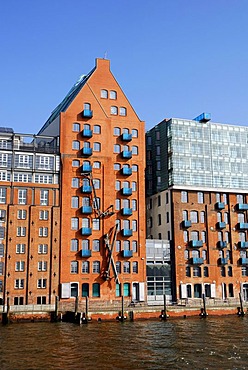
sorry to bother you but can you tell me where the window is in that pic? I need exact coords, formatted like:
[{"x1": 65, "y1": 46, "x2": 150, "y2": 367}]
[
  {"x1": 132, "y1": 182, "x2": 137, "y2": 191},
  {"x1": 82, "y1": 240, "x2": 89, "y2": 251},
  {"x1": 116, "y1": 240, "x2": 121, "y2": 252},
  {"x1": 114, "y1": 163, "x2": 121, "y2": 171},
  {"x1": 39, "y1": 210, "x2": 49, "y2": 220},
  {"x1": 84, "y1": 103, "x2": 91, "y2": 110},
  {"x1": 200, "y1": 211, "x2": 205, "y2": 224},
  {"x1": 123, "y1": 283, "x2": 130, "y2": 297},
  {"x1": 92, "y1": 218, "x2": 100, "y2": 230},
  {"x1": 0, "y1": 209, "x2": 6, "y2": 220},
  {"x1": 132, "y1": 261, "x2": 138, "y2": 273},
  {"x1": 72, "y1": 140, "x2": 80, "y2": 150},
  {"x1": 93, "y1": 161, "x2": 101, "y2": 169},
  {"x1": 16, "y1": 244, "x2": 25, "y2": 254},
  {"x1": 101, "y1": 89, "x2": 108, "y2": 98},
  {"x1": 116, "y1": 261, "x2": 121, "y2": 273},
  {"x1": 115, "y1": 180, "x2": 121, "y2": 191},
  {"x1": 38, "y1": 244, "x2": 48, "y2": 254},
  {"x1": 114, "y1": 127, "x2": 121, "y2": 136},
  {"x1": 115, "y1": 199, "x2": 120, "y2": 211},
  {"x1": 110, "y1": 90, "x2": 117, "y2": 99},
  {"x1": 132, "y1": 220, "x2": 137, "y2": 232},
  {"x1": 114, "y1": 144, "x2": 121, "y2": 153},
  {"x1": 132, "y1": 241, "x2": 137, "y2": 253},
  {"x1": 191, "y1": 231, "x2": 199, "y2": 241},
  {"x1": 71, "y1": 218, "x2": 79, "y2": 230},
  {"x1": 14, "y1": 296, "x2": 24, "y2": 305},
  {"x1": 0, "y1": 261, "x2": 4, "y2": 275},
  {"x1": 38, "y1": 261, "x2": 47, "y2": 271},
  {"x1": 158, "y1": 214, "x2": 161, "y2": 226},
  {"x1": 36, "y1": 156, "x2": 53, "y2": 170},
  {"x1": 197, "y1": 192, "x2": 204, "y2": 204},
  {"x1": 220, "y1": 266, "x2": 226, "y2": 277},
  {"x1": 193, "y1": 266, "x2": 201, "y2": 277},
  {"x1": 82, "y1": 261, "x2": 89, "y2": 274},
  {"x1": 40, "y1": 190, "x2": 49, "y2": 206},
  {"x1": 71, "y1": 261, "x2": 78, "y2": 274},
  {"x1": 37, "y1": 296, "x2": 46, "y2": 304},
  {"x1": 186, "y1": 266, "x2": 191, "y2": 277},
  {"x1": 72, "y1": 178, "x2": 79, "y2": 188},
  {"x1": 120, "y1": 107, "x2": 127, "y2": 116},
  {"x1": 123, "y1": 262, "x2": 130, "y2": 273},
  {"x1": 201, "y1": 232, "x2": 206, "y2": 244},
  {"x1": 15, "y1": 279, "x2": 24, "y2": 289},
  {"x1": 203, "y1": 267, "x2": 209, "y2": 277},
  {"x1": 17, "y1": 209, "x2": 27, "y2": 220},
  {"x1": 82, "y1": 283, "x2": 89, "y2": 297},
  {"x1": 132, "y1": 199, "x2": 137, "y2": 211},
  {"x1": 190, "y1": 211, "x2": 198, "y2": 223},
  {"x1": 70, "y1": 239, "x2": 78, "y2": 252},
  {"x1": 132, "y1": 129, "x2": 138, "y2": 138},
  {"x1": 132, "y1": 146, "x2": 138, "y2": 155},
  {"x1": 228, "y1": 266, "x2": 233, "y2": 277},
  {"x1": 18, "y1": 189, "x2": 27, "y2": 205},
  {"x1": 183, "y1": 231, "x2": 188, "y2": 242},
  {"x1": 181, "y1": 191, "x2": 188, "y2": 203},
  {"x1": 111, "y1": 106, "x2": 118, "y2": 115},
  {"x1": 39, "y1": 227, "x2": 48, "y2": 237},
  {"x1": 93, "y1": 142, "x2": 101, "y2": 152},
  {"x1": 71, "y1": 196, "x2": 79, "y2": 208},
  {"x1": 17, "y1": 227, "x2": 26, "y2": 237},
  {"x1": 93, "y1": 261, "x2": 100, "y2": 273},
  {"x1": 92, "y1": 178, "x2": 100, "y2": 189},
  {"x1": 37, "y1": 279, "x2": 47, "y2": 289},
  {"x1": 237, "y1": 194, "x2": 244, "y2": 203},
  {"x1": 92, "y1": 283, "x2": 100, "y2": 297},
  {"x1": 93, "y1": 239, "x2": 100, "y2": 252},
  {"x1": 132, "y1": 164, "x2": 138, "y2": 172},
  {"x1": 93, "y1": 125, "x2": 101, "y2": 134},
  {"x1": 72, "y1": 122, "x2": 80, "y2": 132},
  {"x1": 72, "y1": 160, "x2": 80, "y2": 167}
]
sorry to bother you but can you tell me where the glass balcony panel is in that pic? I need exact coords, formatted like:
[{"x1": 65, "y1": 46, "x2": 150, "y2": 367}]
[
  {"x1": 81, "y1": 250, "x2": 92, "y2": 258},
  {"x1": 121, "y1": 250, "x2": 133, "y2": 258},
  {"x1": 82, "y1": 129, "x2": 92, "y2": 138}
]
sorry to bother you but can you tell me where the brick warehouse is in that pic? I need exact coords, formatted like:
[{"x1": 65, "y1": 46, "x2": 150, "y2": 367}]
[
  {"x1": 37, "y1": 58, "x2": 146, "y2": 305},
  {"x1": 146, "y1": 114, "x2": 248, "y2": 303}
]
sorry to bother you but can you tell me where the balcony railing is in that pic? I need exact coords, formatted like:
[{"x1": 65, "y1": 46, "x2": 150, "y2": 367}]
[
  {"x1": 121, "y1": 250, "x2": 133, "y2": 258},
  {"x1": 82, "y1": 206, "x2": 92, "y2": 214},
  {"x1": 81, "y1": 227, "x2": 92, "y2": 236},
  {"x1": 122, "y1": 151, "x2": 132, "y2": 159},
  {"x1": 216, "y1": 222, "x2": 226, "y2": 230},
  {"x1": 182, "y1": 220, "x2": 191, "y2": 228},
  {"x1": 122, "y1": 167, "x2": 132, "y2": 176},
  {"x1": 121, "y1": 229, "x2": 133, "y2": 237},
  {"x1": 82, "y1": 109, "x2": 93, "y2": 118},
  {"x1": 81, "y1": 164, "x2": 92, "y2": 173},
  {"x1": 237, "y1": 223, "x2": 248, "y2": 230},
  {"x1": 81, "y1": 250, "x2": 92, "y2": 258},
  {"x1": 82, "y1": 147, "x2": 92, "y2": 156},
  {"x1": 122, "y1": 208, "x2": 132, "y2": 216},
  {"x1": 236, "y1": 203, "x2": 248, "y2": 211},
  {"x1": 81, "y1": 185, "x2": 92, "y2": 194},
  {"x1": 190, "y1": 257, "x2": 204, "y2": 265},
  {"x1": 121, "y1": 133, "x2": 132, "y2": 142},
  {"x1": 122, "y1": 188, "x2": 132, "y2": 196},
  {"x1": 238, "y1": 241, "x2": 248, "y2": 249},
  {"x1": 215, "y1": 202, "x2": 225, "y2": 210},
  {"x1": 217, "y1": 241, "x2": 227, "y2": 249},
  {"x1": 81, "y1": 129, "x2": 92, "y2": 138},
  {"x1": 189, "y1": 240, "x2": 203, "y2": 248}
]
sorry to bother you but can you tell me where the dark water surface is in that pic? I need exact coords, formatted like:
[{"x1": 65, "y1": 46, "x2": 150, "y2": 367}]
[{"x1": 0, "y1": 316, "x2": 248, "y2": 369}]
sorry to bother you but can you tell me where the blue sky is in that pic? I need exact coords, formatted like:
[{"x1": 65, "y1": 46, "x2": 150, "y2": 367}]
[{"x1": 1, "y1": 0, "x2": 248, "y2": 133}]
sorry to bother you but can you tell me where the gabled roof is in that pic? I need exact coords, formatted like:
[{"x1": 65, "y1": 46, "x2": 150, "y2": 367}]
[{"x1": 38, "y1": 66, "x2": 96, "y2": 134}]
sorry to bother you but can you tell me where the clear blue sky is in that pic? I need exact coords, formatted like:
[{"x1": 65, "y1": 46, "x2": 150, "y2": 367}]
[{"x1": 1, "y1": 0, "x2": 248, "y2": 133}]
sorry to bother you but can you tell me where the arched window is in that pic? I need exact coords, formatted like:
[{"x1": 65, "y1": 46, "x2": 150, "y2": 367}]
[
  {"x1": 238, "y1": 213, "x2": 245, "y2": 223},
  {"x1": 114, "y1": 144, "x2": 121, "y2": 153},
  {"x1": 72, "y1": 140, "x2": 80, "y2": 150},
  {"x1": 200, "y1": 211, "x2": 205, "y2": 223},
  {"x1": 191, "y1": 230, "x2": 199, "y2": 241},
  {"x1": 70, "y1": 239, "x2": 78, "y2": 252},
  {"x1": 110, "y1": 90, "x2": 117, "y2": 99},
  {"x1": 93, "y1": 261, "x2": 100, "y2": 273},
  {"x1": 120, "y1": 107, "x2": 127, "y2": 116},
  {"x1": 182, "y1": 210, "x2": 188, "y2": 221},
  {"x1": 84, "y1": 103, "x2": 91, "y2": 110},
  {"x1": 184, "y1": 249, "x2": 189, "y2": 260},
  {"x1": 82, "y1": 261, "x2": 89, "y2": 273},
  {"x1": 101, "y1": 89, "x2": 108, "y2": 98},
  {"x1": 111, "y1": 106, "x2": 118, "y2": 115},
  {"x1": 217, "y1": 212, "x2": 222, "y2": 222},
  {"x1": 190, "y1": 211, "x2": 198, "y2": 223},
  {"x1": 93, "y1": 142, "x2": 101, "y2": 152},
  {"x1": 70, "y1": 261, "x2": 78, "y2": 274}
]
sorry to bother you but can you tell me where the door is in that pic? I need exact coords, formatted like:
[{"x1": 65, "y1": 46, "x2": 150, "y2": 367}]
[
  {"x1": 132, "y1": 282, "x2": 139, "y2": 301},
  {"x1": 243, "y1": 283, "x2": 248, "y2": 301}
]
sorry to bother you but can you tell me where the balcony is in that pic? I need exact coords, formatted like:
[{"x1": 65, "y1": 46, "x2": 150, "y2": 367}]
[
  {"x1": 122, "y1": 208, "x2": 132, "y2": 216},
  {"x1": 82, "y1": 129, "x2": 92, "y2": 138},
  {"x1": 121, "y1": 229, "x2": 133, "y2": 237},
  {"x1": 82, "y1": 109, "x2": 93, "y2": 118},
  {"x1": 237, "y1": 223, "x2": 248, "y2": 230},
  {"x1": 81, "y1": 185, "x2": 92, "y2": 194},
  {"x1": 239, "y1": 257, "x2": 248, "y2": 265},
  {"x1": 236, "y1": 203, "x2": 248, "y2": 211},
  {"x1": 217, "y1": 241, "x2": 227, "y2": 249},
  {"x1": 121, "y1": 250, "x2": 133, "y2": 258},
  {"x1": 81, "y1": 227, "x2": 92, "y2": 236},
  {"x1": 218, "y1": 257, "x2": 228, "y2": 265},
  {"x1": 216, "y1": 222, "x2": 226, "y2": 230},
  {"x1": 81, "y1": 250, "x2": 92, "y2": 258},
  {"x1": 189, "y1": 240, "x2": 203, "y2": 248},
  {"x1": 190, "y1": 257, "x2": 204, "y2": 265},
  {"x1": 215, "y1": 202, "x2": 225, "y2": 210},
  {"x1": 182, "y1": 220, "x2": 191, "y2": 228},
  {"x1": 82, "y1": 147, "x2": 92, "y2": 156},
  {"x1": 122, "y1": 150, "x2": 132, "y2": 159},
  {"x1": 122, "y1": 188, "x2": 132, "y2": 196},
  {"x1": 82, "y1": 206, "x2": 92, "y2": 214},
  {"x1": 122, "y1": 167, "x2": 132, "y2": 176},
  {"x1": 238, "y1": 241, "x2": 248, "y2": 249},
  {"x1": 121, "y1": 133, "x2": 132, "y2": 142},
  {"x1": 81, "y1": 164, "x2": 92, "y2": 173}
]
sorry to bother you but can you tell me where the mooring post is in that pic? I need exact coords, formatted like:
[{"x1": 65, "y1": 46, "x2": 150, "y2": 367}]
[
  {"x1": 75, "y1": 296, "x2": 79, "y2": 318},
  {"x1": 239, "y1": 292, "x2": 245, "y2": 316},
  {"x1": 85, "y1": 296, "x2": 88, "y2": 319},
  {"x1": 163, "y1": 294, "x2": 167, "y2": 319},
  {"x1": 200, "y1": 294, "x2": 208, "y2": 318},
  {"x1": 55, "y1": 295, "x2": 59, "y2": 321},
  {"x1": 121, "y1": 295, "x2": 124, "y2": 319}
]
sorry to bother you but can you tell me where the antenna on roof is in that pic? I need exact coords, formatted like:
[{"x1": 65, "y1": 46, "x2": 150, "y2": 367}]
[{"x1": 104, "y1": 51, "x2": 108, "y2": 59}]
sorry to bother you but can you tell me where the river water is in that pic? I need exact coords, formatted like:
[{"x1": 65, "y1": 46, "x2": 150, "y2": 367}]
[{"x1": 0, "y1": 316, "x2": 247, "y2": 369}]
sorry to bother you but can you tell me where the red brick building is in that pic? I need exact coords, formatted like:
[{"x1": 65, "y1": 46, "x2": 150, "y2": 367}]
[{"x1": 39, "y1": 58, "x2": 146, "y2": 304}]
